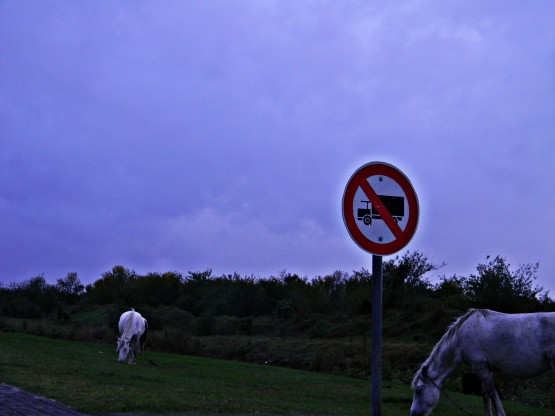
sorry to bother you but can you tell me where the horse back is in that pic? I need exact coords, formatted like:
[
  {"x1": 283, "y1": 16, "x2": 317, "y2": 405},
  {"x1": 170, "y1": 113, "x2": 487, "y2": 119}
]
[
  {"x1": 119, "y1": 310, "x2": 146, "y2": 338},
  {"x1": 461, "y1": 310, "x2": 555, "y2": 377},
  {"x1": 478, "y1": 311, "x2": 555, "y2": 343}
]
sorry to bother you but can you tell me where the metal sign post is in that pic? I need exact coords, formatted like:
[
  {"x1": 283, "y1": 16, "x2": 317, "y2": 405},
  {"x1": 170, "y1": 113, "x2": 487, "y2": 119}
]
[
  {"x1": 371, "y1": 254, "x2": 383, "y2": 416},
  {"x1": 342, "y1": 161, "x2": 419, "y2": 416}
]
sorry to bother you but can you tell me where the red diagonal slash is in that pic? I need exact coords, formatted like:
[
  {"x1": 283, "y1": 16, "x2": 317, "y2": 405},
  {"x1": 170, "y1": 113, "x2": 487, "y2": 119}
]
[{"x1": 357, "y1": 178, "x2": 404, "y2": 240}]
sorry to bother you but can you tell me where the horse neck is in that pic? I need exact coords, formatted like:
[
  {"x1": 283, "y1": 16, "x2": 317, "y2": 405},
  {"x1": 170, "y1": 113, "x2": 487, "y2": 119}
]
[{"x1": 426, "y1": 335, "x2": 461, "y2": 386}]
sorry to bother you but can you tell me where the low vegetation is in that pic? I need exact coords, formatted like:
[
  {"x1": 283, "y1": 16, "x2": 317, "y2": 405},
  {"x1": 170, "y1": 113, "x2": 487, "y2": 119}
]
[{"x1": 1, "y1": 251, "x2": 555, "y2": 411}]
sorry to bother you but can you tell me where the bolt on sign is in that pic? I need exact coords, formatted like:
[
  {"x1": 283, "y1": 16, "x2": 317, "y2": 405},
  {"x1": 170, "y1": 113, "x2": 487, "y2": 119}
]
[{"x1": 342, "y1": 161, "x2": 419, "y2": 256}]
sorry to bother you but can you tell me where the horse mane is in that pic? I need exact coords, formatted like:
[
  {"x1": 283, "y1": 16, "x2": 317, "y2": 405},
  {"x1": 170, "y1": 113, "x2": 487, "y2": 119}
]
[{"x1": 412, "y1": 309, "x2": 490, "y2": 387}]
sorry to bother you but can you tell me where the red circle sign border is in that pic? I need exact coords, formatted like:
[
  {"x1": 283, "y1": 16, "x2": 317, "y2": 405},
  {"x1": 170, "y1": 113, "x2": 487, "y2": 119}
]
[{"x1": 342, "y1": 162, "x2": 419, "y2": 256}]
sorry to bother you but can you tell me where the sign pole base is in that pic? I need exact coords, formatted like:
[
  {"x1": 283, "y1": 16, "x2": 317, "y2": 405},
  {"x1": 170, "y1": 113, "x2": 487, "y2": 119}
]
[{"x1": 371, "y1": 254, "x2": 383, "y2": 416}]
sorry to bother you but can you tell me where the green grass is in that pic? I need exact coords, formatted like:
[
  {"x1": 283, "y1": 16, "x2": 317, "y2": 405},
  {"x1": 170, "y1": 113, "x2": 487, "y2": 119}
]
[
  {"x1": 71, "y1": 306, "x2": 116, "y2": 326},
  {"x1": 0, "y1": 332, "x2": 551, "y2": 415}
]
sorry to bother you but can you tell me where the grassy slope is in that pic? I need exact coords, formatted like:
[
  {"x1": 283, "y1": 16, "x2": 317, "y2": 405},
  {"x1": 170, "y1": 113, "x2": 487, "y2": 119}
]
[{"x1": 0, "y1": 332, "x2": 550, "y2": 415}]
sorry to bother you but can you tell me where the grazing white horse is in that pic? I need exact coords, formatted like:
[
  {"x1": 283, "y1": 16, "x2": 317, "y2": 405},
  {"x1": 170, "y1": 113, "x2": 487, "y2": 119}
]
[
  {"x1": 117, "y1": 309, "x2": 148, "y2": 364},
  {"x1": 410, "y1": 308, "x2": 555, "y2": 416}
]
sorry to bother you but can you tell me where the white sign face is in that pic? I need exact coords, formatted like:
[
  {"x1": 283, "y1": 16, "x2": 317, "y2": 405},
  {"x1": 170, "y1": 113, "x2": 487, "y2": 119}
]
[{"x1": 352, "y1": 175, "x2": 409, "y2": 244}]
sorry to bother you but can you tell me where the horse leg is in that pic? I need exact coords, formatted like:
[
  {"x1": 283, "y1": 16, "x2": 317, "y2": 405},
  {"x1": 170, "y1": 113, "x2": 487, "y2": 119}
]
[
  {"x1": 131, "y1": 341, "x2": 137, "y2": 364},
  {"x1": 474, "y1": 365, "x2": 504, "y2": 416},
  {"x1": 549, "y1": 353, "x2": 555, "y2": 373},
  {"x1": 481, "y1": 385, "x2": 493, "y2": 416},
  {"x1": 140, "y1": 325, "x2": 147, "y2": 355},
  {"x1": 128, "y1": 339, "x2": 137, "y2": 364},
  {"x1": 132, "y1": 337, "x2": 140, "y2": 364}
]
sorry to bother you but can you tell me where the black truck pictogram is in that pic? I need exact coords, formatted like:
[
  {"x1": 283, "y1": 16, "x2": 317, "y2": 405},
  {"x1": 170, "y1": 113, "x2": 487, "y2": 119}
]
[{"x1": 357, "y1": 195, "x2": 404, "y2": 226}]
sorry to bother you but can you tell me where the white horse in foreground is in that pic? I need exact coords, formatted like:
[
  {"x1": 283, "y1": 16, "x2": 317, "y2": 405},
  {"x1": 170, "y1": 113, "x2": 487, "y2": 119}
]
[
  {"x1": 117, "y1": 309, "x2": 148, "y2": 364},
  {"x1": 410, "y1": 308, "x2": 555, "y2": 416}
]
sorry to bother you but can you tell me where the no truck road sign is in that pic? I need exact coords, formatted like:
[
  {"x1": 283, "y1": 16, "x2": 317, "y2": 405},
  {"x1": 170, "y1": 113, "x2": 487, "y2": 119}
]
[{"x1": 342, "y1": 162, "x2": 419, "y2": 256}]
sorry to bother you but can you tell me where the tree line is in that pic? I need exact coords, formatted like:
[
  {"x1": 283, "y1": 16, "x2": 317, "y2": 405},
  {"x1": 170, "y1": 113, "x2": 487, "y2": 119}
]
[{"x1": 1, "y1": 251, "x2": 553, "y2": 321}]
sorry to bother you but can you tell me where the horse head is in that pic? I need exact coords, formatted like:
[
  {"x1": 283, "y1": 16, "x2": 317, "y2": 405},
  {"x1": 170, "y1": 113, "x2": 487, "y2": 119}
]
[
  {"x1": 410, "y1": 366, "x2": 441, "y2": 416},
  {"x1": 116, "y1": 336, "x2": 131, "y2": 363}
]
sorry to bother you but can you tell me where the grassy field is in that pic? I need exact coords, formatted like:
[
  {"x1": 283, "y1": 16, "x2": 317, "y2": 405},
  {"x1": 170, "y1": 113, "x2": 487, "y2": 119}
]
[{"x1": 0, "y1": 332, "x2": 551, "y2": 415}]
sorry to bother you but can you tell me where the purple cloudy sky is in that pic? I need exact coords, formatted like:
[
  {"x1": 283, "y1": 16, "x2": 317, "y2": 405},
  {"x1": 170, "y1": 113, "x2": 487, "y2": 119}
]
[{"x1": 2, "y1": 2, "x2": 555, "y2": 291}]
